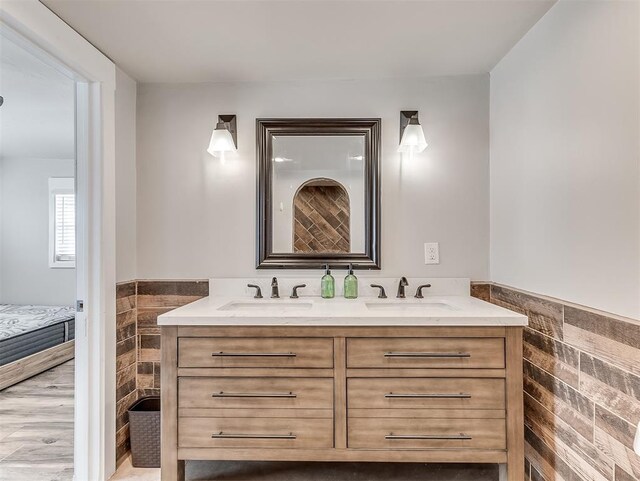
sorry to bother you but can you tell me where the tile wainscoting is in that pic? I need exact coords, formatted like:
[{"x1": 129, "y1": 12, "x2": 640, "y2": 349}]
[
  {"x1": 471, "y1": 282, "x2": 640, "y2": 481},
  {"x1": 116, "y1": 281, "x2": 138, "y2": 464},
  {"x1": 114, "y1": 280, "x2": 209, "y2": 465}
]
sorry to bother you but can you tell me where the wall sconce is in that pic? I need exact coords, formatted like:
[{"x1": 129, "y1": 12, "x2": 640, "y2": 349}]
[
  {"x1": 398, "y1": 110, "x2": 427, "y2": 159},
  {"x1": 207, "y1": 114, "x2": 237, "y2": 161}
]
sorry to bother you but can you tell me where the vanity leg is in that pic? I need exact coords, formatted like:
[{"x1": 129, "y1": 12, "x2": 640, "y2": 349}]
[
  {"x1": 161, "y1": 327, "x2": 184, "y2": 481},
  {"x1": 504, "y1": 327, "x2": 525, "y2": 481},
  {"x1": 333, "y1": 337, "x2": 347, "y2": 449}
]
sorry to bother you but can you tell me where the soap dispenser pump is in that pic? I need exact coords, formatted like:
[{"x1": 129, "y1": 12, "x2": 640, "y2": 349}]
[
  {"x1": 321, "y1": 264, "x2": 335, "y2": 299},
  {"x1": 344, "y1": 264, "x2": 358, "y2": 299}
]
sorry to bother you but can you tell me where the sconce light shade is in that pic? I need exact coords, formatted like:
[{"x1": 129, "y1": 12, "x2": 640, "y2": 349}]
[
  {"x1": 398, "y1": 111, "x2": 428, "y2": 155},
  {"x1": 207, "y1": 115, "x2": 237, "y2": 158}
]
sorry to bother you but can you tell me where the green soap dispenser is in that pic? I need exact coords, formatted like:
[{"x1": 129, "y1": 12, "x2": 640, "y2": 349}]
[
  {"x1": 344, "y1": 264, "x2": 358, "y2": 299},
  {"x1": 321, "y1": 264, "x2": 335, "y2": 299}
]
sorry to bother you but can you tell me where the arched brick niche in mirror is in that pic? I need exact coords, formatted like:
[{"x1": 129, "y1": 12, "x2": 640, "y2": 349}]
[{"x1": 293, "y1": 178, "x2": 350, "y2": 254}]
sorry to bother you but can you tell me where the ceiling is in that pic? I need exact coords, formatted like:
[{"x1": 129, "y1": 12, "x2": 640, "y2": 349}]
[
  {"x1": 41, "y1": 0, "x2": 555, "y2": 83},
  {"x1": 0, "y1": 35, "x2": 75, "y2": 160}
]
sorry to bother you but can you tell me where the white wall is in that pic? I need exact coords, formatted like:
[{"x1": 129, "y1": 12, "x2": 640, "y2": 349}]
[
  {"x1": 136, "y1": 75, "x2": 490, "y2": 279},
  {"x1": 0, "y1": 157, "x2": 76, "y2": 305},
  {"x1": 490, "y1": 1, "x2": 640, "y2": 318},
  {"x1": 115, "y1": 67, "x2": 137, "y2": 282}
]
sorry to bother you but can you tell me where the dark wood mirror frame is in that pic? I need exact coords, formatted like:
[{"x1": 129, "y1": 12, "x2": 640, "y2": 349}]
[{"x1": 257, "y1": 118, "x2": 381, "y2": 269}]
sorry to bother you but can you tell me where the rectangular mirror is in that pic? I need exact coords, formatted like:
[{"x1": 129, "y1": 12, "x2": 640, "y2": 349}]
[{"x1": 257, "y1": 118, "x2": 381, "y2": 269}]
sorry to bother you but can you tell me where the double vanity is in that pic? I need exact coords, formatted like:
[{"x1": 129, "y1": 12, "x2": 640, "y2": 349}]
[{"x1": 158, "y1": 278, "x2": 527, "y2": 481}]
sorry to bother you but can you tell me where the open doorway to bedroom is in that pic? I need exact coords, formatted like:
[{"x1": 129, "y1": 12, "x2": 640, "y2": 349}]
[{"x1": 0, "y1": 32, "x2": 76, "y2": 481}]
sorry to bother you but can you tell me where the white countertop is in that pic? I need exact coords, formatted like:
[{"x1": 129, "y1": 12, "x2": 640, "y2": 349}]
[{"x1": 158, "y1": 294, "x2": 527, "y2": 327}]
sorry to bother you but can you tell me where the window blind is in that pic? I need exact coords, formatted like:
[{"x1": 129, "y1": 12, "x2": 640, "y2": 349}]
[{"x1": 54, "y1": 193, "x2": 75, "y2": 262}]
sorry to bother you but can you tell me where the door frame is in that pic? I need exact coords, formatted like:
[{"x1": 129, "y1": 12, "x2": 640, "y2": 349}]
[{"x1": 0, "y1": 2, "x2": 117, "y2": 480}]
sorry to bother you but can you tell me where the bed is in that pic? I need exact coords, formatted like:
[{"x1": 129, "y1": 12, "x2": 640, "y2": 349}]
[{"x1": 0, "y1": 304, "x2": 75, "y2": 390}]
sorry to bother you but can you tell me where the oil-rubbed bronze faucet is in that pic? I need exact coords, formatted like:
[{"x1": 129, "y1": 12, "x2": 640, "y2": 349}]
[
  {"x1": 396, "y1": 277, "x2": 409, "y2": 298},
  {"x1": 247, "y1": 284, "x2": 263, "y2": 299},
  {"x1": 271, "y1": 277, "x2": 280, "y2": 298},
  {"x1": 290, "y1": 284, "x2": 306, "y2": 299},
  {"x1": 414, "y1": 284, "x2": 432, "y2": 298},
  {"x1": 370, "y1": 284, "x2": 387, "y2": 299}
]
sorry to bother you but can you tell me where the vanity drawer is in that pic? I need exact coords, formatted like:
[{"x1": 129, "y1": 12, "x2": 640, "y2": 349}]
[
  {"x1": 178, "y1": 417, "x2": 333, "y2": 449},
  {"x1": 179, "y1": 377, "x2": 333, "y2": 409},
  {"x1": 179, "y1": 337, "x2": 334, "y2": 368},
  {"x1": 348, "y1": 418, "x2": 506, "y2": 450},
  {"x1": 348, "y1": 378, "x2": 505, "y2": 410},
  {"x1": 346, "y1": 338, "x2": 505, "y2": 369}
]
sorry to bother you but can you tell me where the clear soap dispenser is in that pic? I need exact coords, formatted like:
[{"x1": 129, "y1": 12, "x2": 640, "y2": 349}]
[
  {"x1": 321, "y1": 264, "x2": 335, "y2": 299},
  {"x1": 344, "y1": 264, "x2": 358, "y2": 299}
]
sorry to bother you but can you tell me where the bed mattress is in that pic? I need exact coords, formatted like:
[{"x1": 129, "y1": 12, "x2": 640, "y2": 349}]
[{"x1": 0, "y1": 305, "x2": 75, "y2": 365}]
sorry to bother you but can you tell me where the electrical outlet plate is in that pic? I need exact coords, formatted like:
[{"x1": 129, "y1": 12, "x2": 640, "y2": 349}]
[
  {"x1": 424, "y1": 242, "x2": 440, "y2": 265},
  {"x1": 634, "y1": 421, "x2": 640, "y2": 455}
]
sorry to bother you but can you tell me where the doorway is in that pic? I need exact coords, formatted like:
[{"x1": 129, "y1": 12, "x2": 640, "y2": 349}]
[
  {"x1": 0, "y1": 30, "x2": 77, "y2": 481},
  {"x1": 0, "y1": 6, "x2": 117, "y2": 476}
]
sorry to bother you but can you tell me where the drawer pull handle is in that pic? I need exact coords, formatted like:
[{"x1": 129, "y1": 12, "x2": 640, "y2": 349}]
[
  {"x1": 385, "y1": 393, "x2": 472, "y2": 399},
  {"x1": 383, "y1": 352, "x2": 471, "y2": 358},
  {"x1": 385, "y1": 433, "x2": 472, "y2": 441},
  {"x1": 212, "y1": 391, "x2": 297, "y2": 398},
  {"x1": 212, "y1": 431, "x2": 296, "y2": 440},
  {"x1": 211, "y1": 352, "x2": 297, "y2": 357}
]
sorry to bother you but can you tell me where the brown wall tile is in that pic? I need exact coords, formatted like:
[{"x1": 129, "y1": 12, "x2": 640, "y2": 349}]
[
  {"x1": 565, "y1": 306, "x2": 640, "y2": 350},
  {"x1": 116, "y1": 389, "x2": 137, "y2": 432},
  {"x1": 491, "y1": 285, "x2": 563, "y2": 323},
  {"x1": 137, "y1": 280, "x2": 209, "y2": 297},
  {"x1": 524, "y1": 393, "x2": 614, "y2": 481},
  {"x1": 139, "y1": 387, "x2": 160, "y2": 398},
  {"x1": 116, "y1": 363, "x2": 136, "y2": 404},
  {"x1": 116, "y1": 281, "x2": 137, "y2": 314},
  {"x1": 137, "y1": 280, "x2": 208, "y2": 309},
  {"x1": 116, "y1": 310, "x2": 136, "y2": 342},
  {"x1": 616, "y1": 466, "x2": 638, "y2": 481},
  {"x1": 491, "y1": 285, "x2": 563, "y2": 339},
  {"x1": 580, "y1": 353, "x2": 640, "y2": 426},
  {"x1": 525, "y1": 426, "x2": 586, "y2": 481},
  {"x1": 530, "y1": 464, "x2": 546, "y2": 481},
  {"x1": 595, "y1": 406, "x2": 640, "y2": 478},
  {"x1": 524, "y1": 327, "x2": 580, "y2": 388},
  {"x1": 115, "y1": 337, "x2": 136, "y2": 372},
  {"x1": 115, "y1": 424, "x2": 130, "y2": 465},
  {"x1": 565, "y1": 306, "x2": 640, "y2": 377},
  {"x1": 470, "y1": 282, "x2": 491, "y2": 302},
  {"x1": 524, "y1": 360, "x2": 594, "y2": 440},
  {"x1": 137, "y1": 307, "x2": 172, "y2": 335}
]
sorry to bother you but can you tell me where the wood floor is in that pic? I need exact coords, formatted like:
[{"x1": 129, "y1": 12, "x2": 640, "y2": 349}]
[{"x1": 0, "y1": 360, "x2": 74, "y2": 481}]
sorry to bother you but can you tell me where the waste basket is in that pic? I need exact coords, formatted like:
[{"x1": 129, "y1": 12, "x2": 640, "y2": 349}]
[{"x1": 128, "y1": 396, "x2": 160, "y2": 468}]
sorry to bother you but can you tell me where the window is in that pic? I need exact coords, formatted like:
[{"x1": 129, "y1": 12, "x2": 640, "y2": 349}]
[{"x1": 49, "y1": 178, "x2": 75, "y2": 268}]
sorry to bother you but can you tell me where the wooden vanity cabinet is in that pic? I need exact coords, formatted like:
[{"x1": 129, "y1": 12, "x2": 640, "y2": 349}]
[{"x1": 161, "y1": 326, "x2": 524, "y2": 481}]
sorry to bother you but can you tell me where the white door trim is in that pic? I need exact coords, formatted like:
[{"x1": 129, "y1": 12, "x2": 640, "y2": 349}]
[{"x1": 0, "y1": 2, "x2": 117, "y2": 480}]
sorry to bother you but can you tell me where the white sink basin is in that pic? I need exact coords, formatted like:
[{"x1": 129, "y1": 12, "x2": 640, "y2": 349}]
[
  {"x1": 365, "y1": 301, "x2": 457, "y2": 311},
  {"x1": 218, "y1": 301, "x2": 313, "y2": 311}
]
